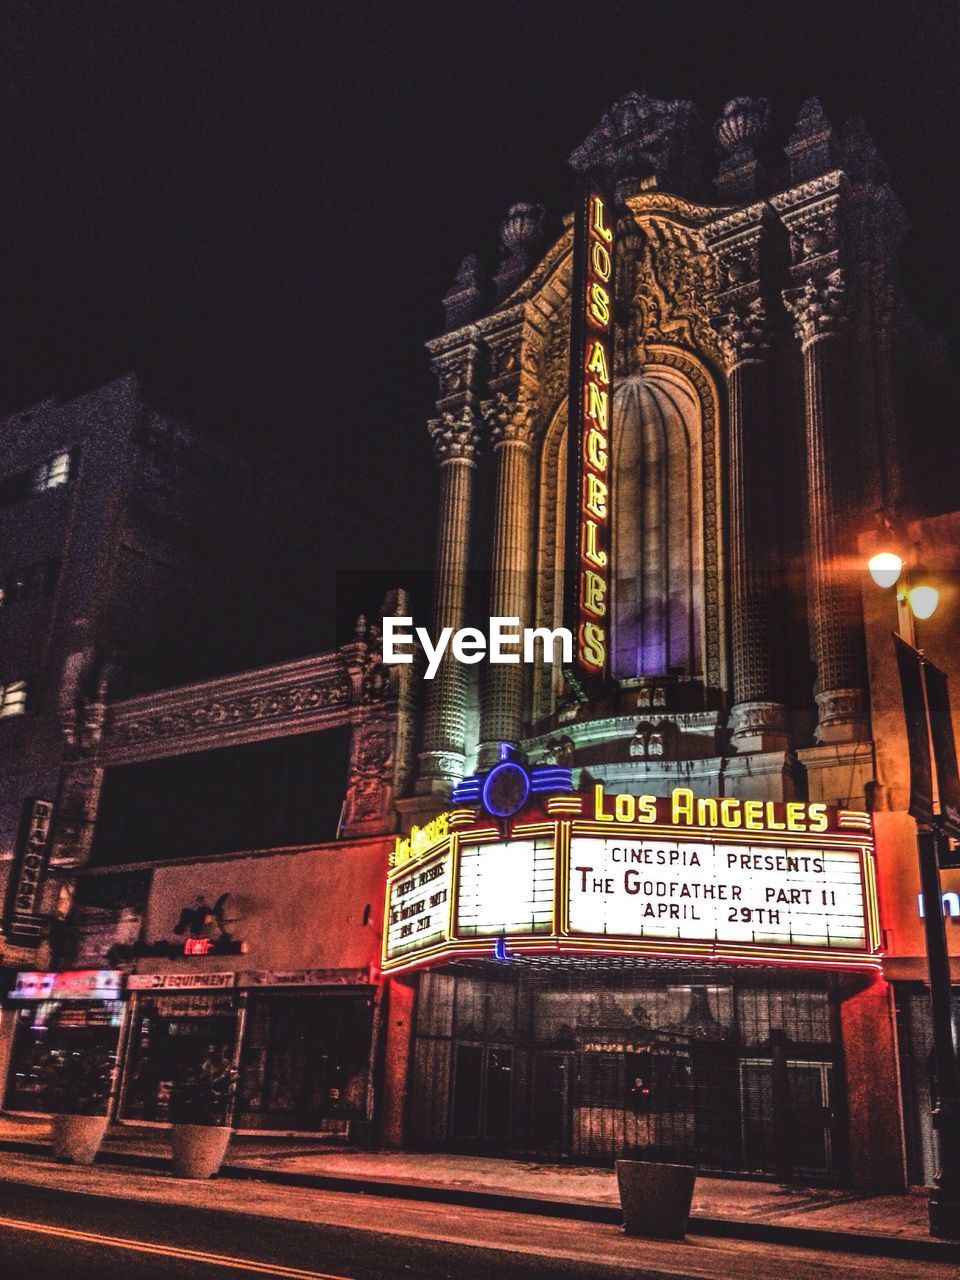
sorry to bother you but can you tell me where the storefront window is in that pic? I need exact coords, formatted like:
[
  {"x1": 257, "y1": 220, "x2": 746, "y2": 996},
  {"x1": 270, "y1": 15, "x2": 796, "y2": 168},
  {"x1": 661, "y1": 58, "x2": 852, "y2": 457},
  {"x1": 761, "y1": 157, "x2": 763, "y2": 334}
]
[
  {"x1": 5, "y1": 1000, "x2": 123, "y2": 1112},
  {"x1": 235, "y1": 992, "x2": 373, "y2": 1131},
  {"x1": 121, "y1": 992, "x2": 239, "y2": 1122}
]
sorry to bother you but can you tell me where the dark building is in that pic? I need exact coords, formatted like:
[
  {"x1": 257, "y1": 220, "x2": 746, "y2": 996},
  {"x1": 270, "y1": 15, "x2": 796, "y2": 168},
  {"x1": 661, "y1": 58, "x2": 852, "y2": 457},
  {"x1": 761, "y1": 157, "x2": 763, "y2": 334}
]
[{"x1": 0, "y1": 373, "x2": 317, "y2": 967}]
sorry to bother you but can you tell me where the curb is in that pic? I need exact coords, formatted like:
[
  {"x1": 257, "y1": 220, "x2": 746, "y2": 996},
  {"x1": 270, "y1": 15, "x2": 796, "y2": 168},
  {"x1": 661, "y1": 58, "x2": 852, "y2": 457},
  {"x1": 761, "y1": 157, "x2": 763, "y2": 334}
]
[{"x1": 1, "y1": 1137, "x2": 957, "y2": 1265}]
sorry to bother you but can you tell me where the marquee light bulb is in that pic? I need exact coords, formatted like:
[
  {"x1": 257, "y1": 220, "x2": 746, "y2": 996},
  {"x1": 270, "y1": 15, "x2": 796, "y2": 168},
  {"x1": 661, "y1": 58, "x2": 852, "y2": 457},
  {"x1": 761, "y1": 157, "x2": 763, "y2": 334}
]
[
  {"x1": 867, "y1": 552, "x2": 903, "y2": 589},
  {"x1": 908, "y1": 584, "x2": 939, "y2": 620}
]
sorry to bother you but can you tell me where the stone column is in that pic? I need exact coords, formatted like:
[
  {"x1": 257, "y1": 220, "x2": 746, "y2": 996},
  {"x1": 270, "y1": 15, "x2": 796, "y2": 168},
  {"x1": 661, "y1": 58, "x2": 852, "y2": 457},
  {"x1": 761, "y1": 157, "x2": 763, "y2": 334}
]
[
  {"x1": 782, "y1": 268, "x2": 868, "y2": 742},
  {"x1": 416, "y1": 413, "x2": 480, "y2": 793},
  {"x1": 478, "y1": 396, "x2": 538, "y2": 765},
  {"x1": 716, "y1": 300, "x2": 788, "y2": 752}
]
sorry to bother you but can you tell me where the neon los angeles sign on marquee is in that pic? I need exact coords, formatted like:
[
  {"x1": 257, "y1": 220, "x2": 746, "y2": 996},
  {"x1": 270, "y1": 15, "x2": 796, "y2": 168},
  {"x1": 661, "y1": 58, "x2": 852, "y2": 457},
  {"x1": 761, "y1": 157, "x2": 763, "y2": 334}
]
[
  {"x1": 567, "y1": 187, "x2": 615, "y2": 682},
  {"x1": 382, "y1": 783, "x2": 881, "y2": 974}
]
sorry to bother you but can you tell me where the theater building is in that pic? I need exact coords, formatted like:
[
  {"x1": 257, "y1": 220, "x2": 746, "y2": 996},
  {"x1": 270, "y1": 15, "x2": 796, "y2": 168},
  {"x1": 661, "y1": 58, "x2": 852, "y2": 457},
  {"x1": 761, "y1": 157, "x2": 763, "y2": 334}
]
[
  {"x1": 2, "y1": 92, "x2": 958, "y2": 1193},
  {"x1": 379, "y1": 93, "x2": 957, "y2": 1191}
]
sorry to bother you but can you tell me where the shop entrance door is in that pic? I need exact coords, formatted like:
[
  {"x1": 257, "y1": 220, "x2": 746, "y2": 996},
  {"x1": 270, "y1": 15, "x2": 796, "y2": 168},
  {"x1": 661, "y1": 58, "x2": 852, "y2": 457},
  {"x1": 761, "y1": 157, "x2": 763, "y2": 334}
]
[
  {"x1": 532, "y1": 1051, "x2": 569, "y2": 1155},
  {"x1": 450, "y1": 1043, "x2": 513, "y2": 1144},
  {"x1": 740, "y1": 1058, "x2": 835, "y2": 1178},
  {"x1": 788, "y1": 1062, "x2": 834, "y2": 1175}
]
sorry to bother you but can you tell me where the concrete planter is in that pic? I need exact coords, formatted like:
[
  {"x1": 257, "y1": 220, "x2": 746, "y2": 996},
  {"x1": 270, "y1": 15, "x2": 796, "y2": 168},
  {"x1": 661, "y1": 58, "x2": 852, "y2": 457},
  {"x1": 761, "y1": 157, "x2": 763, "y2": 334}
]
[
  {"x1": 171, "y1": 1123, "x2": 232, "y2": 1179},
  {"x1": 50, "y1": 1114, "x2": 110, "y2": 1165},
  {"x1": 615, "y1": 1159, "x2": 696, "y2": 1239}
]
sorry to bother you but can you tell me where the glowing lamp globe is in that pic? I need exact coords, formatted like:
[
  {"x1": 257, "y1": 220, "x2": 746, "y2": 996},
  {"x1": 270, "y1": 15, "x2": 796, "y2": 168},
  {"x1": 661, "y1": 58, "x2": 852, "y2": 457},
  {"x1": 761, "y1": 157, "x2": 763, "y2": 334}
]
[
  {"x1": 908, "y1": 585, "x2": 939, "y2": 620},
  {"x1": 867, "y1": 552, "x2": 903, "y2": 589}
]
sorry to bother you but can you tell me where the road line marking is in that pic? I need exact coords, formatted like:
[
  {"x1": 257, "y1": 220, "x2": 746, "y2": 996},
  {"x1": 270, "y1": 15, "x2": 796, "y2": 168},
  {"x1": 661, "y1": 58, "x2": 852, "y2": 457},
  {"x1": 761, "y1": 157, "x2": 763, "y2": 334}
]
[{"x1": 0, "y1": 1214, "x2": 354, "y2": 1279}]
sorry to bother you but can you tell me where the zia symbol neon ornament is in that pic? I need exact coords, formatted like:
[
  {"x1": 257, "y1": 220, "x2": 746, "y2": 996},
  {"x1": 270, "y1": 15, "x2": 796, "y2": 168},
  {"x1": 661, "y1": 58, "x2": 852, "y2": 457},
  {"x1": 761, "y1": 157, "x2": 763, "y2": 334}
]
[{"x1": 452, "y1": 742, "x2": 574, "y2": 818}]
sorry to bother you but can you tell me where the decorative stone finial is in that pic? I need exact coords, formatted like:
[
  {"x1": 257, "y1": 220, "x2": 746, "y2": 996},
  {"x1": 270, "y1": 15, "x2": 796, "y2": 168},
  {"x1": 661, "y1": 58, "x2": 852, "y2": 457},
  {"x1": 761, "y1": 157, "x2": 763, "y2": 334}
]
[
  {"x1": 442, "y1": 255, "x2": 483, "y2": 331},
  {"x1": 493, "y1": 202, "x2": 545, "y2": 300},
  {"x1": 569, "y1": 90, "x2": 706, "y2": 200},
  {"x1": 714, "y1": 97, "x2": 771, "y2": 157},
  {"x1": 785, "y1": 97, "x2": 840, "y2": 183},
  {"x1": 840, "y1": 116, "x2": 888, "y2": 184},
  {"x1": 714, "y1": 97, "x2": 770, "y2": 202},
  {"x1": 498, "y1": 202, "x2": 545, "y2": 253}
]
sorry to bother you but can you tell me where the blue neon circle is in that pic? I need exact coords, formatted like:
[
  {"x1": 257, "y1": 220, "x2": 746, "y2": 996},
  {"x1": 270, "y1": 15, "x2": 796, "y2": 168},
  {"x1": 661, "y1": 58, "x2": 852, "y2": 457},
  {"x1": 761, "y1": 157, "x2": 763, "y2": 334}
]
[{"x1": 481, "y1": 761, "x2": 530, "y2": 817}]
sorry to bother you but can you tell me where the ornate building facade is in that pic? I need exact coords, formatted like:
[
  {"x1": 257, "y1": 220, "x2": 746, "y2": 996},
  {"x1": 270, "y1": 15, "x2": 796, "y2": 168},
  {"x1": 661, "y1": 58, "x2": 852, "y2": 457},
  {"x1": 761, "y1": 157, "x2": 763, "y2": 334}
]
[
  {"x1": 2, "y1": 93, "x2": 957, "y2": 1192},
  {"x1": 380, "y1": 92, "x2": 954, "y2": 1189}
]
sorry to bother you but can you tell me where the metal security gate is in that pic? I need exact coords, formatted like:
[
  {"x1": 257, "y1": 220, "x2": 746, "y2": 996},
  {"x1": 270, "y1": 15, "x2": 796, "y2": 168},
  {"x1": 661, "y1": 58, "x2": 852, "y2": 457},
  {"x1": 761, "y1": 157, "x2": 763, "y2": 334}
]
[{"x1": 410, "y1": 964, "x2": 844, "y2": 1181}]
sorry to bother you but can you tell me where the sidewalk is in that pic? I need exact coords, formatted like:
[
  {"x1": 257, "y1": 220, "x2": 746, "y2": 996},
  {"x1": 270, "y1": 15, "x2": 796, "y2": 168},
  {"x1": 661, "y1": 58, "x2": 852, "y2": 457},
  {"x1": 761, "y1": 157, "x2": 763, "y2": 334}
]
[{"x1": 0, "y1": 1111, "x2": 952, "y2": 1264}]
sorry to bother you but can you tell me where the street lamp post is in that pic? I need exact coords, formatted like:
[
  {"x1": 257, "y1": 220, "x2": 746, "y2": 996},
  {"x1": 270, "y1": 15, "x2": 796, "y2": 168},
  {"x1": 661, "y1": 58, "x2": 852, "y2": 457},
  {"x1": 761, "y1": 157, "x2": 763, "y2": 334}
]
[{"x1": 868, "y1": 552, "x2": 960, "y2": 1237}]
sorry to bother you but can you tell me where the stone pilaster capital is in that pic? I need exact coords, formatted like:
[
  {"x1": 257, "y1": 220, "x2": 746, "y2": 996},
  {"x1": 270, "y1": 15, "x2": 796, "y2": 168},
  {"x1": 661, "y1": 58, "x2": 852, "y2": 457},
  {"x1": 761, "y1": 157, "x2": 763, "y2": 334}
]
[
  {"x1": 782, "y1": 268, "x2": 847, "y2": 349},
  {"x1": 712, "y1": 297, "x2": 771, "y2": 370},
  {"x1": 427, "y1": 412, "x2": 482, "y2": 466},
  {"x1": 481, "y1": 393, "x2": 541, "y2": 451}
]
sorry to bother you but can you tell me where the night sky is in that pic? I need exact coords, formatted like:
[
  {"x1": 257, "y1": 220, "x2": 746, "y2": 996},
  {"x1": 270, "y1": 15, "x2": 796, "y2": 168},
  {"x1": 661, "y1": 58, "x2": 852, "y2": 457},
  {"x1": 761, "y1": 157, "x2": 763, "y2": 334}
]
[{"x1": 1, "y1": 0, "x2": 958, "y2": 650}]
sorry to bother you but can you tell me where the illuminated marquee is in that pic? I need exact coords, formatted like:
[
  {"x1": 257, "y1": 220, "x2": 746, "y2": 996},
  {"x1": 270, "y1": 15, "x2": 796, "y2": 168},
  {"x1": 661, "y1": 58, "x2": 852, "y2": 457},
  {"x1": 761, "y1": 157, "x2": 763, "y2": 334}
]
[
  {"x1": 381, "y1": 788, "x2": 881, "y2": 973},
  {"x1": 391, "y1": 811, "x2": 450, "y2": 868},
  {"x1": 567, "y1": 187, "x2": 615, "y2": 682}
]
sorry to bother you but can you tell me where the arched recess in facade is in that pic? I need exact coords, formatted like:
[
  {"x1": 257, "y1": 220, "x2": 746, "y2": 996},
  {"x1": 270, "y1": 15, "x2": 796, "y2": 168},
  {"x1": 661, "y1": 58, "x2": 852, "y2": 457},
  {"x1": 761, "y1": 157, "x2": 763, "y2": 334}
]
[{"x1": 531, "y1": 345, "x2": 725, "y2": 726}]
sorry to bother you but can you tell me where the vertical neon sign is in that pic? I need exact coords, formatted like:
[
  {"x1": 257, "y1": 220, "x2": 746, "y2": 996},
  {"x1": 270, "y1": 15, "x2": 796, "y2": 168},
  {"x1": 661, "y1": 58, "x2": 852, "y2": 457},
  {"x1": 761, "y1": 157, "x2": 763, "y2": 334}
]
[{"x1": 567, "y1": 186, "x2": 615, "y2": 685}]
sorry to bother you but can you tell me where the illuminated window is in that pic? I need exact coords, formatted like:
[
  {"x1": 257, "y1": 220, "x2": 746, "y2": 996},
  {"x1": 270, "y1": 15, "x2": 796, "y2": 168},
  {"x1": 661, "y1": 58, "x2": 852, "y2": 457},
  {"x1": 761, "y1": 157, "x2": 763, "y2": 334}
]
[
  {"x1": 32, "y1": 450, "x2": 73, "y2": 493},
  {"x1": 0, "y1": 680, "x2": 28, "y2": 717},
  {"x1": 0, "y1": 449, "x2": 76, "y2": 507}
]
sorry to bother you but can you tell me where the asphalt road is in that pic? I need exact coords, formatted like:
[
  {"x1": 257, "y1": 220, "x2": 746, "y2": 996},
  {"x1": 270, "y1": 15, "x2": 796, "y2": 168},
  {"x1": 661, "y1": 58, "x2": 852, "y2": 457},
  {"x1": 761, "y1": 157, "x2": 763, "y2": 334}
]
[
  {"x1": 0, "y1": 1174, "x2": 955, "y2": 1280},
  {"x1": 0, "y1": 1177, "x2": 661, "y2": 1280}
]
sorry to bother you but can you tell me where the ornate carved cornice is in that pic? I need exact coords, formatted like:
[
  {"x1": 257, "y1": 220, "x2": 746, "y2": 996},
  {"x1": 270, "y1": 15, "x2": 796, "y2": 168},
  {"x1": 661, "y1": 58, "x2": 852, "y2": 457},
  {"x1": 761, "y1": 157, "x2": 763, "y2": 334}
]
[
  {"x1": 702, "y1": 201, "x2": 768, "y2": 306},
  {"x1": 625, "y1": 190, "x2": 735, "y2": 228},
  {"x1": 478, "y1": 305, "x2": 526, "y2": 399},
  {"x1": 782, "y1": 268, "x2": 847, "y2": 349},
  {"x1": 98, "y1": 653, "x2": 380, "y2": 766},
  {"x1": 478, "y1": 301, "x2": 554, "y2": 443},
  {"x1": 427, "y1": 412, "x2": 481, "y2": 466},
  {"x1": 425, "y1": 327, "x2": 483, "y2": 418},
  {"x1": 770, "y1": 170, "x2": 844, "y2": 281}
]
